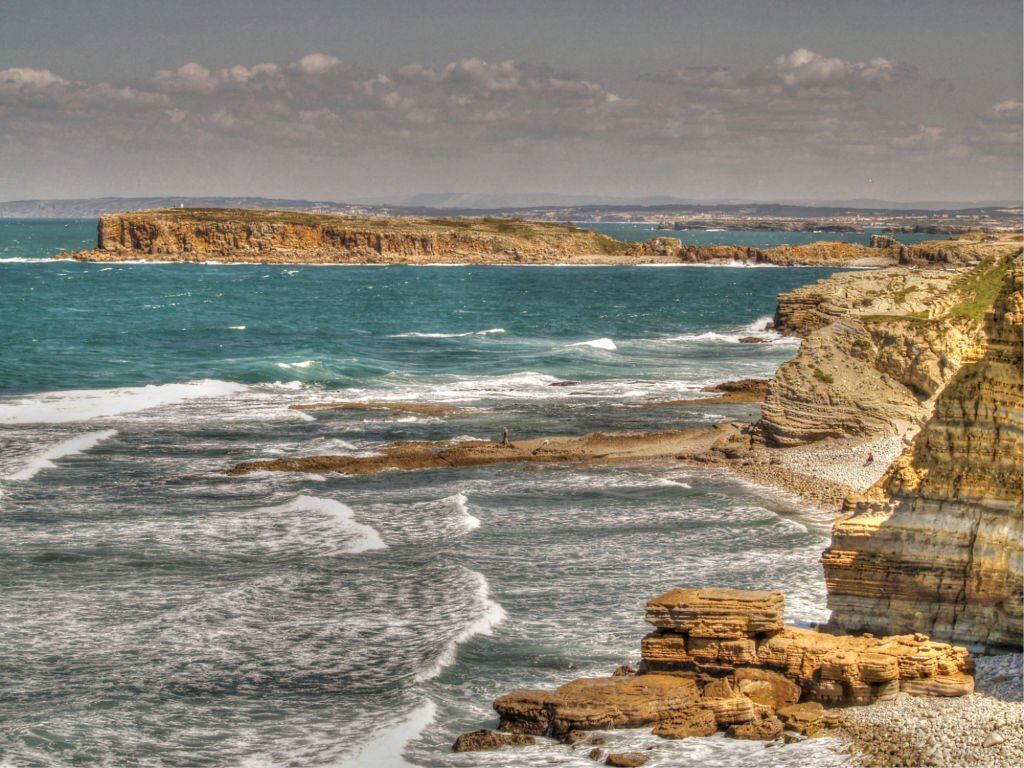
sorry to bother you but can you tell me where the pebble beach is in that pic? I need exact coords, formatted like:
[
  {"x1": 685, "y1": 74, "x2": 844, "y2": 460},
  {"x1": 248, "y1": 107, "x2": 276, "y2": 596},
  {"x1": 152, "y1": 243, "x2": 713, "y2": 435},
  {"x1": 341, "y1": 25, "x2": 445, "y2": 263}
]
[{"x1": 834, "y1": 654, "x2": 1023, "y2": 767}]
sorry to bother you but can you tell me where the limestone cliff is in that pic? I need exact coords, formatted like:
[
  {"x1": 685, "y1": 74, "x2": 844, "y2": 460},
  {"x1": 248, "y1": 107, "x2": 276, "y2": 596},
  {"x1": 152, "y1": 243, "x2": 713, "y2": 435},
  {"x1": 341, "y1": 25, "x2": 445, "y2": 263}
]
[
  {"x1": 758, "y1": 266, "x2": 992, "y2": 446},
  {"x1": 629, "y1": 238, "x2": 893, "y2": 267},
  {"x1": 628, "y1": 234, "x2": 1019, "y2": 268},
  {"x1": 69, "y1": 208, "x2": 637, "y2": 265},
  {"x1": 822, "y1": 258, "x2": 1023, "y2": 652}
]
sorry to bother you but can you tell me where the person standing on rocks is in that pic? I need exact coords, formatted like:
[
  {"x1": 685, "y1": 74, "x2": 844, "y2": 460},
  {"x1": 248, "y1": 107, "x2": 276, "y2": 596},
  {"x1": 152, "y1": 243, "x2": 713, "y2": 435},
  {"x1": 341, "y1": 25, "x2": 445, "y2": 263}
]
[{"x1": 502, "y1": 427, "x2": 510, "y2": 447}]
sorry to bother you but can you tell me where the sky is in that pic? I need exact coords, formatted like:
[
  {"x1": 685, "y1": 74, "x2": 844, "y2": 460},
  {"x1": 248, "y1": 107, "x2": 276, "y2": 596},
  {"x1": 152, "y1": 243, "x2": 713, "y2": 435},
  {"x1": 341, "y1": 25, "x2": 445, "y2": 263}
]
[{"x1": 0, "y1": 0, "x2": 1021, "y2": 205}]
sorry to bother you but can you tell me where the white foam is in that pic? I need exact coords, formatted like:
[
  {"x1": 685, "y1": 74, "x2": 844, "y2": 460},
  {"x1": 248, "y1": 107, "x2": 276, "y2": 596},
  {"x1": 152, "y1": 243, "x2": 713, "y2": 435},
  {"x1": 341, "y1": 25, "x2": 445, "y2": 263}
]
[
  {"x1": 349, "y1": 700, "x2": 436, "y2": 767},
  {"x1": 8, "y1": 429, "x2": 117, "y2": 481},
  {"x1": 0, "y1": 379, "x2": 247, "y2": 424},
  {"x1": 416, "y1": 569, "x2": 505, "y2": 681},
  {"x1": 569, "y1": 337, "x2": 618, "y2": 351},
  {"x1": 744, "y1": 315, "x2": 776, "y2": 334},
  {"x1": 390, "y1": 328, "x2": 505, "y2": 338},
  {"x1": 268, "y1": 495, "x2": 387, "y2": 554},
  {"x1": 276, "y1": 360, "x2": 314, "y2": 369},
  {"x1": 444, "y1": 492, "x2": 480, "y2": 532},
  {"x1": 228, "y1": 325, "x2": 246, "y2": 331},
  {"x1": 0, "y1": 257, "x2": 74, "y2": 263},
  {"x1": 654, "y1": 477, "x2": 692, "y2": 489}
]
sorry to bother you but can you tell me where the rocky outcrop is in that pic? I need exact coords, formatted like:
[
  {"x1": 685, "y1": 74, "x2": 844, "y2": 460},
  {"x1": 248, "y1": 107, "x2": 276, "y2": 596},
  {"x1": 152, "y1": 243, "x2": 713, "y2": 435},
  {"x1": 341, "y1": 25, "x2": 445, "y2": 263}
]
[
  {"x1": 756, "y1": 257, "x2": 1024, "y2": 446},
  {"x1": 897, "y1": 236, "x2": 1010, "y2": 267},
  {"x1": 451, "y1": 729, "x2": 535, "y2": 752},
  {"x1": 628, "y1": 238, "x2": 895, "y2": 267},
  {"x1": 822, "y1": 258, "x2": 1024, "y2": 652},
  {"x1": 69, "y1": 208, "x2": 638, "y2": 265},
  {"x1": 224, "y1": 425, "x2": 737, "y2": 476},
  {"x1": 473, "y1": 588, "x2": 973, "y2": 751}
]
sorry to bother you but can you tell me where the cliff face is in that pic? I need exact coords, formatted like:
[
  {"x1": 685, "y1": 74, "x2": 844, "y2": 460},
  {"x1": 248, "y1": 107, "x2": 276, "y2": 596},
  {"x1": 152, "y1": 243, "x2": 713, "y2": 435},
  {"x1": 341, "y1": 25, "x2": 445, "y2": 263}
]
[
  {"x1": 758, "y1": 267, "x2": 984, "y2": 447},
  {"x1": 822, "y1": 258, "x2": 1023, "y2": 652},
  {"x1": 630, "y1": 239, "x2": 894, "y2": 266},
  {"x1": 75, "y1": 209, "x2": 634, "y2": 264}
]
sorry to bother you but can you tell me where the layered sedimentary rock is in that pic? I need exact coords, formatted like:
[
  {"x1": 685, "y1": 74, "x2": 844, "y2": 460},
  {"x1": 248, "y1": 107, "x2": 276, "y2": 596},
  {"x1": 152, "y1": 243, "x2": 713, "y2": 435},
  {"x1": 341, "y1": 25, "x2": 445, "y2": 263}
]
[
  {"x1": 822, "y1": 258, "x2": 1024, "y2": 652},
  {"x1": 67, "y1": 209, "x2": 1021, "y2": 267},
  {"x1": 69, "y1": 208, "x2": 636, "y2": 264},
  {"x1": 756, "y1": 259, "x2": 1021, "y2": 446},
  {"x1": 473, "y1": 588, "x2": 973, "y2": 751}
]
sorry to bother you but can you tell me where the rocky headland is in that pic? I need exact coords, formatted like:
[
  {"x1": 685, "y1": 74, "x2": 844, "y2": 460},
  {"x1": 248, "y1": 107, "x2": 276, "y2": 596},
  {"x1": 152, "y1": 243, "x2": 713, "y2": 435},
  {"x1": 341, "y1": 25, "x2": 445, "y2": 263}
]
[
  {"x1": 64, "y1": 208, "x2": 1021, "y2": 267},
  {"x1": 822, "y1": 258, "x2": 1023, "y2": 653},
  {"x1": 67, "y1": 208, "x2": 639, "y2": 265}
]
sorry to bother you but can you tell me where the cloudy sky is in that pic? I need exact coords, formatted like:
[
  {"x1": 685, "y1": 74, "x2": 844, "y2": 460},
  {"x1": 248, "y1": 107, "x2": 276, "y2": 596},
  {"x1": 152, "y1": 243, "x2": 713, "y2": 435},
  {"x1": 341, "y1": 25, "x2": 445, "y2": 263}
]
[{"x1": 1, "y1": 0, "x2": 1020, "y2": 204}]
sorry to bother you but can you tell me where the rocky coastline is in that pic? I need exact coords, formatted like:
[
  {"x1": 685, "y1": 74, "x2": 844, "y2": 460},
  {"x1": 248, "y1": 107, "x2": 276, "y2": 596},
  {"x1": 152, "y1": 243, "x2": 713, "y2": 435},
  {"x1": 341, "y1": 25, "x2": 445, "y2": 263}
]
[
  {"x1": 64, "y1": 208, "x2": 1021, "y2": 267},
  {"x1": 209, "y1": 232, "x2": 1023, "y2": 764}
]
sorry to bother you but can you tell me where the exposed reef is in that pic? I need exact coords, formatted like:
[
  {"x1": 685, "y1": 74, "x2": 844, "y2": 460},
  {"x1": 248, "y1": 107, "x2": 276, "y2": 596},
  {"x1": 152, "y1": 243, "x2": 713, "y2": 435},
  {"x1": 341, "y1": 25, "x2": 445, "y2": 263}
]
[
  {"x1": 224, "y1": 425, "x2": 736, "y2": 476},
  {"x1": 822, "y1": 257, "x2": 1023, "y2": 653}
]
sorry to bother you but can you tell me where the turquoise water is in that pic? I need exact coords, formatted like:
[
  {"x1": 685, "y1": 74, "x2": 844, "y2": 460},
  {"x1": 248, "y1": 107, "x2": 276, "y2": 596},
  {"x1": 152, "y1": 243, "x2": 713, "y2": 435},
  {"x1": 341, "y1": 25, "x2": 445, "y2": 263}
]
[{"x1": 0, "y1": 221, "x2": 849, "y2": 767}]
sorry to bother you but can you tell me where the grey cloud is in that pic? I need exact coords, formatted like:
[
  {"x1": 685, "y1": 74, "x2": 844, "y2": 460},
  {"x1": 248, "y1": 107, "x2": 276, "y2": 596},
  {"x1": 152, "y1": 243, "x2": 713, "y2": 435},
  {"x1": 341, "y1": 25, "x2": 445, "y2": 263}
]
[{"x1": 0, "y1": 51, "x2": 1018, "y2": 202}]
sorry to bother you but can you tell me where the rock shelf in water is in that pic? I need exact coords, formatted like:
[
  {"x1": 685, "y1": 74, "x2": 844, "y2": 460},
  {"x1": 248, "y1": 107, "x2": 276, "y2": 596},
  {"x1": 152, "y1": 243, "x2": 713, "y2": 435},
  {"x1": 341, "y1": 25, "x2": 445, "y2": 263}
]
[{"x1": 457, "y1": 587, "x2": 973, "y2": 752}]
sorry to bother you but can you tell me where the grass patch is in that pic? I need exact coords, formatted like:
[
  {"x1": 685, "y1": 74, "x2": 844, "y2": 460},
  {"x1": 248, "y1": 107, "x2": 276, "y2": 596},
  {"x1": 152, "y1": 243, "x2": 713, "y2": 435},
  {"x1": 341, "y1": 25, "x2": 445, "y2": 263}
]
[
  {"x1": 861, "y1": 311, "x2": 931, "y2": 324},
  {"x1": 813, "y1": 367, "x2": 834, "y2": 384},
  {"x1": 948, "y1": 255, "x2": 1012, "y2": 323}
]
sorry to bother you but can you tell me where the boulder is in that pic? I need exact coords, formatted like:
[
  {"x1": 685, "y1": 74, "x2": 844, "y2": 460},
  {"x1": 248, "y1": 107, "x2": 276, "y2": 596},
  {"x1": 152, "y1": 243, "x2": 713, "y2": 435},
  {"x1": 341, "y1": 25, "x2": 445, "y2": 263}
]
[
  {"x1": 778, "y1": 702, "x2": 825, "y2": 735},
  {"x1": 452, "y1": 729, "x2": 535, "y2": 752},
  {"x1": 726, "y1": 714, "x2": 784, "y2": 741},
  {"x1": 605, "y1": 753, "x2": 649, "y2": 767}
]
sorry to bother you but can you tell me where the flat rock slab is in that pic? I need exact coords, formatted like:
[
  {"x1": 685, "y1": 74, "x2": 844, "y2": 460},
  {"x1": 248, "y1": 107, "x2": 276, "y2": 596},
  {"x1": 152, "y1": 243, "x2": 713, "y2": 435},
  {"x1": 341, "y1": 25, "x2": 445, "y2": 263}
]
[{"x1": 645, "y1": 587, "x2": 784, "y2": 638}]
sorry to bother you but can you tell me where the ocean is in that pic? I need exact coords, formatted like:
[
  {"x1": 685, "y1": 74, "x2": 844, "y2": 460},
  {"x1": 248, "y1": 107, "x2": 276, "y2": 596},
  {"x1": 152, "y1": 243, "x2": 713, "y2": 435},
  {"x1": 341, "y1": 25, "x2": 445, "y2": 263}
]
[{"x1": 0, "y1": 219, "x2": 887, "y2": 767}]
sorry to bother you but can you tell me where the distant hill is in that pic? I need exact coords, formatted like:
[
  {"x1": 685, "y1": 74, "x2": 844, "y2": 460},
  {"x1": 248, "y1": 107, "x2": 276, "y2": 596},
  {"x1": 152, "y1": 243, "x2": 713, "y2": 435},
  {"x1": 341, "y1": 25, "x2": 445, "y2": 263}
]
[{"x1": 1, "y1": 195, "x2": 1019, "y2": 220}]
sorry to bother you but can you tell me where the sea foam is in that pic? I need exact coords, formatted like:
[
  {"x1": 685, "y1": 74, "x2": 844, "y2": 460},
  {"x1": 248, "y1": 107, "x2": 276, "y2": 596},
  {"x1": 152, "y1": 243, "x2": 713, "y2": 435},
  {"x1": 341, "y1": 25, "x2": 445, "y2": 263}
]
[
  {"x1": 569, "y1": 337, "x2": 618, "y2": 351},
  {"x1": 390, "y1": 328, "x2": 505, "y2": 338},
  {"x1": 350, "y1": 700, "x2": 437, "y2": 767},
  {"x1": 0, "y1": 379, "x2": 246, "y2": 424},
  {"x1": 8, "y1": 429, "x2": 117, "y2": 481},
  {"x1": 268, "y1": 495, "x2": 388, "y2": 554},
  {"x1": 416, "y1": 569, "x2": 505, "y2": 681}
]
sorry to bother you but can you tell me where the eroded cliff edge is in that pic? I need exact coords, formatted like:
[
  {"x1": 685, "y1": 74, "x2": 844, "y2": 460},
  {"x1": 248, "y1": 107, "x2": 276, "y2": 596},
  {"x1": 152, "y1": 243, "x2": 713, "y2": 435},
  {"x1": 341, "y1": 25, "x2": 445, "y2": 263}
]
[
  {"x1": 757, "y1": 254, "x2": 1018, "y2": 447},
  {"x1": 822, "y1": 257, "x2": 1023, "y2": 652}
]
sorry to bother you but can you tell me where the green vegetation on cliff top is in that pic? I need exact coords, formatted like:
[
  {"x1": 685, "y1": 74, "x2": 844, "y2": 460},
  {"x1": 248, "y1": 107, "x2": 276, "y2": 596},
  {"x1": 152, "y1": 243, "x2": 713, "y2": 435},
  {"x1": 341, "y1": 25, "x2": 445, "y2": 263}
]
[
  {"x1": 121, "y1": 208, "x2": 631, "y2": 254},
  {"x1": 948, "y1": 254, "x2": 1016, "y2": 322}
]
